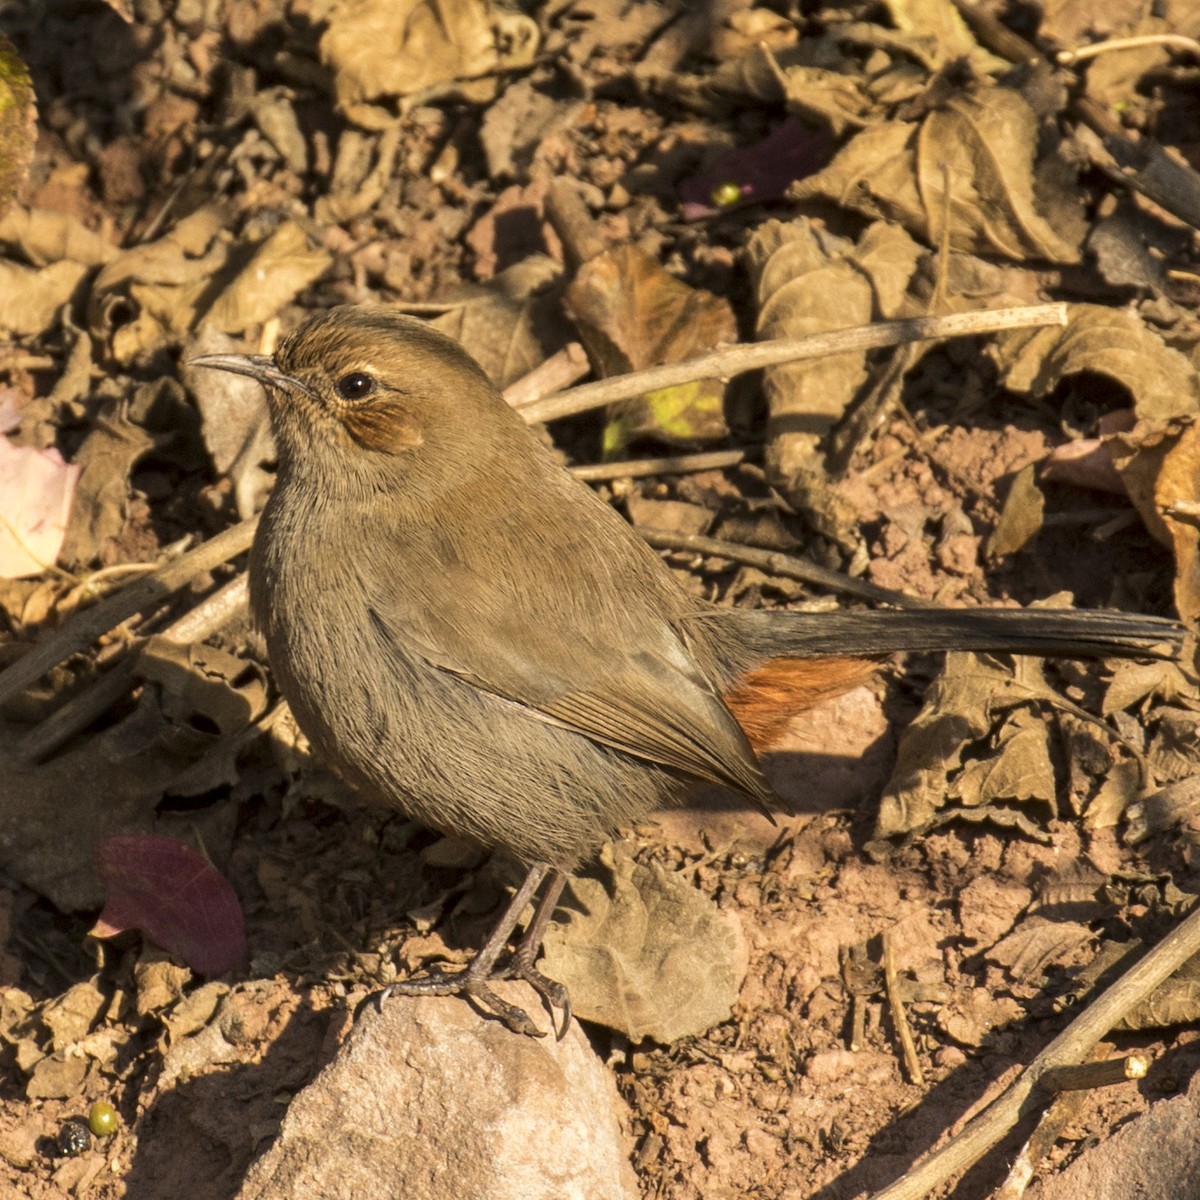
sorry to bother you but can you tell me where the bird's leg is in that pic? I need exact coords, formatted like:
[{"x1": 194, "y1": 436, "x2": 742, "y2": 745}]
[
  {"x1": 376, "y1": 862, "x2": 570, "y2": 1038},
  {"x1": 502, "y1": 868, "x2": 571, "y2": 1038}
]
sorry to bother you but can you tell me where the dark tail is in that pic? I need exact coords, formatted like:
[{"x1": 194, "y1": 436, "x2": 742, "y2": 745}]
[{"x1": 686, "y1": 607, "x2": 1185, "y2": 678}]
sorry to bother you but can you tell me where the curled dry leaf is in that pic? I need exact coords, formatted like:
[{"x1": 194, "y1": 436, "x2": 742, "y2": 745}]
[
  {"x1": 877, "y1": 651, "x2": 1073, "y2": 838},
  {"x1": 90, "y1": 211, "x2": 330, "y2": 361},
  {"x1": 539, "y1": 846, "x2": 745, "y2": 1043},
  {"x1": 92, "y1": 834, "x2": 247, "y2": 976},
  {"x1": 993, "y1": 305, "x2": 1200, "y2": 620},
  {"x1": 0, "y1": 436, "x2": 80, "y2": 578},
  {"x1": 56, "y1": 386, "x2": 164, "y2": 568},
  {"x1": 991, "y1": 304, "x2": 1198, "y2": 423},
  {"x1": 745, "y1": 216, "x2": 921, "y2": 539},
  {"x1": 319, "y1": 0, "x2": 540, "y2": 127},
  {"x1": 791, "y1": 85, "x2": 1082, "y2": 263},
  {"x1": 1109, "y1": 422, "x2": 1200, "y2": 627},
  {"x1": 89, "y1": 207, "x2": 230, "y2": 362},
  {"x1": 0, "y1": 205, "x2": 118, "y2": 268}
]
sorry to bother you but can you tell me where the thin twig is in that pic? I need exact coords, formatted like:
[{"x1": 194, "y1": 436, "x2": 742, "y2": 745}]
[
  {"x1": 883, "y1": 930, "x2": 924, "y2": 1086},
  {"x1": 570, "y1": 448, "x2": 749, "y2": 482},
  {"x1": 637, "y1": 529, "x2": 926, "y2": 608},
  {"x1": 1057, "y1": 34, "x2": 1200, "y2": 65},
  {"x1": 505, "y1": 343, "x2": 591, "y2": 410},
  {"x1": 994, "y1": 1049, "x2": 1148, "y2": 1200},
  {"x1": 0, "y1": 519, "x2": 257, "y2": 707},
  {"x1": 519, "y1": 306, "x2": 1068, "y2": 424},
  {"x1": 870, "y1": 900, "x2": 1200, "y2": 1200},
  {"x1": 17, "y1": 575, "x2": 251, "y2": 762},
  {"x1": 1038, "y1": 1052, "x2": 1149, "y2": 1094}
]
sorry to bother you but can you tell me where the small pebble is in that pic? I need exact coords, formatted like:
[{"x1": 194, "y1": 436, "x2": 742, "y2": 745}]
[{"x1": 56, "y1": 1119, "x2": 91, "y2": 1157}]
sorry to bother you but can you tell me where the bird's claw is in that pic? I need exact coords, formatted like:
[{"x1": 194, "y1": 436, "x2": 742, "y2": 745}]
[{"x1": 363, "y1": 961, "x2": 571, "y2": 1040}]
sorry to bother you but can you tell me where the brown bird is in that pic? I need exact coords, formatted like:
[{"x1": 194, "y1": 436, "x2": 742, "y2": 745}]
[{"x1": 193, "y1": 306, "x2": 1181, "y2": 1037}]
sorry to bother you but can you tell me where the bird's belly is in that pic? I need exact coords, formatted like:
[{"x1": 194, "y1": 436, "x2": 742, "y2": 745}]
[{"x1": 262, "y1": 584, "x2": 675, "y2": 867}]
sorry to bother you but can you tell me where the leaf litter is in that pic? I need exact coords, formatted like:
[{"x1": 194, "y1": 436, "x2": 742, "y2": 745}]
[{"x1": 0, "y1": 2, "x2": 1199, "y2": 1198}]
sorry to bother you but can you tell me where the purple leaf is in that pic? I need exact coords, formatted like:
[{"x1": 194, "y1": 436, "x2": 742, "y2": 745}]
[
  {"x1": 678, "y1": 117, "x2": 836, "y2": 221},
  {"x1": 92, "y1": 835, "x2": 246, "y2": 975}
]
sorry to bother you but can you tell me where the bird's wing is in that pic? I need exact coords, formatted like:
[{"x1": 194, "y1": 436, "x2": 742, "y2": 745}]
[{"x1": 364, "y1": 593, "x2": 779, "y2": 816}]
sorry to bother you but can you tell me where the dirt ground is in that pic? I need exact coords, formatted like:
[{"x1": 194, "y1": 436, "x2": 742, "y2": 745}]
[{"x1": 2, "y1": 1, "x2": 1200, "y2": 1198}]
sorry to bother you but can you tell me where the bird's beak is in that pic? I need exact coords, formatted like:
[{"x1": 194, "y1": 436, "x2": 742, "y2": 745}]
[{"x1": 189, "y1": 353, "x2": 312, "y2": 396}]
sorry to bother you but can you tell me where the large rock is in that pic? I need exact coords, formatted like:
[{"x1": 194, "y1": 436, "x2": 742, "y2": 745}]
[{"x1": 237, "y1": 985, "x2": 636, "y2": 1200}]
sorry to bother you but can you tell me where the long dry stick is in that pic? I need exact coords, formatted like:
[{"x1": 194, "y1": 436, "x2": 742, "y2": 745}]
[
  {"x1": 519, "y1": 305, "x2": 1068, "y2": 424},
  {"x1": 870, "y1": 900, "x2": 1200, "y2": 1200}
]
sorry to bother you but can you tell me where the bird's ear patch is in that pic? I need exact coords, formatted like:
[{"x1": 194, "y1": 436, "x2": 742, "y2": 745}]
[{"x1": 340, "y1": 401, "x2": 424, "y2": 454}]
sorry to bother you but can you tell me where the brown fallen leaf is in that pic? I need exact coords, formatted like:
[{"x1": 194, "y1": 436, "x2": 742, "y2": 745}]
[
  {"x1": 1109, "y1": 421, "x2": 1200, "y2": 626},
  {"x1": 745, "y1": 216, "x2": 922, "y2": 539},
  {"x1": 200, "y1": 220, "x2": 332, "y2": 334},
  {"x1": 0, "y1": 258, "x2": 90, "y2": 336},
  {"x1": 320, "y1": 0, "x2": 540, "y2": 127},
  {"x1": 791, "y1": 84, "x2": 1082, "y2": 263},
  {"x1": 565, "y1": 242, "x2": 737, "y2": 455},
  {"x1": 431, "y1": 255, "x2": 569, "y2": 390},
  {"x1": 991, "y1": 304, "x2": 1198, "y2": 423},
  {"x1": 877, "y1": 651, "x2": 1080, "y2": 838},
  {"x1": 539, "y1": 845, "x2": 745, "y2": 1043}
]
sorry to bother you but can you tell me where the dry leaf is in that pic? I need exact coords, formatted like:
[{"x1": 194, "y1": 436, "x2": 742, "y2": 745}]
[
  {"x1": 431, "y1": 255, "x2": 567, "y2": 389},
  {"x1": 792, "y1": 86, "x2": 1082, "y2": 263},
  {"x1": 319, "y1": 0, "x2": 539, "y2": 126},
  {"x1": 564, "y1": 243, "x2": 736, "y2": 454},
  {"x1": 950, "y1": 712, "x2": 1056, "y2": 810},
  {"x1": 992, "y1": 304, "x2": 1199, "y2": 423},
  {"x1": 200, "y1": 220, "x2": 332, "y2": 334},
  {"x1": 884, "y1": 0, "x2": 1007, "y2": 72},
  {"x1": 0, "y1": 205, "x2": 118, "y2": 268},
  {"x1": 57, "y1": 399, "x2": 158, "y2": 569},
  {"x1": 1126, "y1": 777, "x2": 1200, "y2": 843},
  {"x1": 1147, "y1": 708, "x2": 1200, "y2": 784},
  {"x1": 0, "y1": 258, "x2": 90, "y2": 335},
  {"x1": 988, "y1": 916, "x2": 1095, "y2": 984},
  {"x1": 986, "y1": 462, "x2": 1045, "y2": 558},
  {"x1": 745, "y1": 217, "x2": 921, "y2": 537},
  {"x1": 1110, "y1": 421, "x2": 1200, "y2": 625},
  {"x1": 1084, "y1": 759, "x2": 1141, "y2": 831},
  {"x1": 877, "y1": 652, "x2": 1070, "y2": 838},
  {"x1": 539, "y1": 847, "x2": 744, "y2": 1043},
  {"x1": 92, "y1": 835, "x2": 247, "y2": 976}
]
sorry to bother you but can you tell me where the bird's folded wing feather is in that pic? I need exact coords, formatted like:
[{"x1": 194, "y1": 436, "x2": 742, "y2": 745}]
[{"x1": 365, "y1": 599, "x2": 778, "y2": 814}]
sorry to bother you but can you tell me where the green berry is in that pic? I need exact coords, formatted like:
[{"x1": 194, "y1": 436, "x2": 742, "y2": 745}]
[
  {"x1": 88, "y1": 1101, "x2": 119, "y2": 1138},
  {"x1": 710, "y1": 181, "x2": 742, "y2": 208}
]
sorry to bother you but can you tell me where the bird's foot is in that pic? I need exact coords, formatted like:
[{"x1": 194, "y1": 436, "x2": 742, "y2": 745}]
[
  {"x1": 365, "y1": 959, "x2": 570, "y2": 1040},
  {"x1": 500, "y1": 954, "x2": 572, "y2": 1041}
]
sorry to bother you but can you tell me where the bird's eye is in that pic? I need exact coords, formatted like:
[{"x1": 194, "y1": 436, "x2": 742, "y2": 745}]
[{"x1": 334, "y1": 372, "x2": 377, "y2": 401}]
